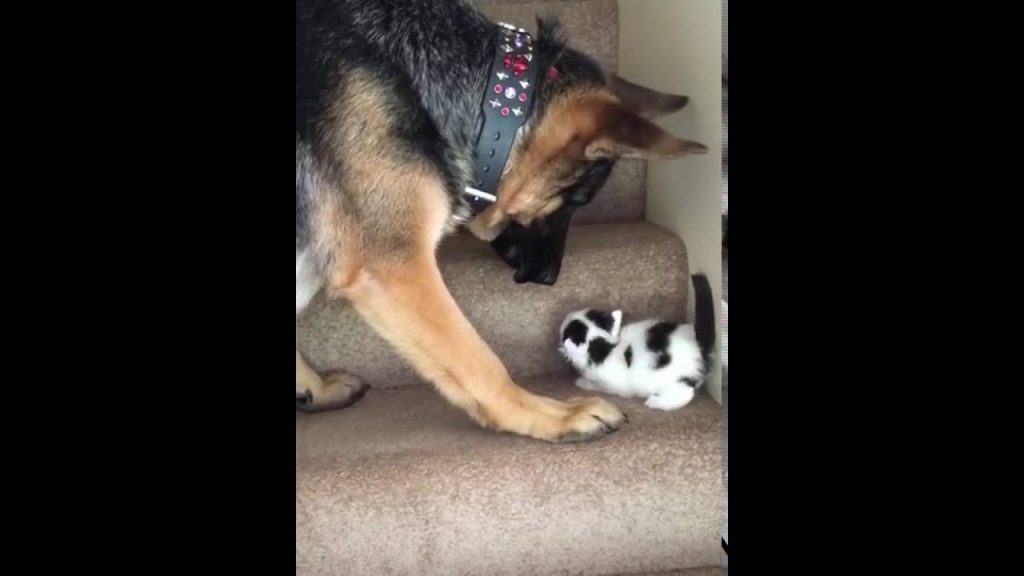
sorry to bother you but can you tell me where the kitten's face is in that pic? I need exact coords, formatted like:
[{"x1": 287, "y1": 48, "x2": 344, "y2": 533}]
[{"x1": 558, "y1": 308, "x2": 623, "y2": 369}]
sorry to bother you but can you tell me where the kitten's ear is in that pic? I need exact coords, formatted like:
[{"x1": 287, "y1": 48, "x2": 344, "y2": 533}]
[{"x1": 611, "y1": 310, "x2": 623, "y2": 337}]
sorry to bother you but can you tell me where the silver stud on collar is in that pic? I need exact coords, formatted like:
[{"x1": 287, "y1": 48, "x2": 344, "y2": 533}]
[
  {"x1": 464, "y1": 187, "x2": 497, "y2": 203},
  {"x1": 498, "y1": 22, "x2": 528, "y2": 34}
]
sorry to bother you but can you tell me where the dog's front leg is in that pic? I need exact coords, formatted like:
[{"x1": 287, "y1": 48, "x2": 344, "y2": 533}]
[{"x1": 335, "y1": 254, "x2": 626, "y2": 443}]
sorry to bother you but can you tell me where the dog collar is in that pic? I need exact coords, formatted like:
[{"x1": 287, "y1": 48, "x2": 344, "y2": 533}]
[{"x1": 464, "y1": 23, "x2": 541, "y2": 215}]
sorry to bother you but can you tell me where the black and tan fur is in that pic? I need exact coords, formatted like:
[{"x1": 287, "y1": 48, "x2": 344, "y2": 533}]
[{"x1": 295, "y1": 0, "x2": 706, "y2": 442}]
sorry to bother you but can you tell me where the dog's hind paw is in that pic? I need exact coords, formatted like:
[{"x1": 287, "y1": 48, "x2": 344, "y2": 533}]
[{"x1": 296, "y1": 371, "x2": 369, "y2": 413}]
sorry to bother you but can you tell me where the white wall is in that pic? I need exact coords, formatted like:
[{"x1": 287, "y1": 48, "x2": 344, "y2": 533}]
[{"x1": 618, "y1": 0, "x2": 723, "y2": 403}]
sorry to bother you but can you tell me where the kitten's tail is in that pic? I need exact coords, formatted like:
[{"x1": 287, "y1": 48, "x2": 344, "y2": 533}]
[{"x1": 692, "y1": 274, "x2": 716, "y2": 365}]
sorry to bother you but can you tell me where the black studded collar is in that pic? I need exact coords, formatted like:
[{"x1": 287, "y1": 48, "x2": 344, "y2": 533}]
[{"x1": 463, "y1": 23, "x2": 541, "y2": 215}]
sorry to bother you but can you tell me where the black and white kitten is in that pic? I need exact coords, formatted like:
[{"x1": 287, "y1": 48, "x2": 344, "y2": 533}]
[{"x1": 558, "y1": 274, "x2": 716, "y2": 410}]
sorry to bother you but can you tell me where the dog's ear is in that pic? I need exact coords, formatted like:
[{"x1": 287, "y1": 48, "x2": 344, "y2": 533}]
[
  {"x1": 584, "y1": 102, "x2": 707, "y2": 161},
  {"x1": 610, "y1": 75, "x2": 690, "y2": 118}
]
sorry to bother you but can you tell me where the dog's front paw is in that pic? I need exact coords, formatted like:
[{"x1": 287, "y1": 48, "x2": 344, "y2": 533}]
[
  {"x1": 551, "y1": 396, "x2": 627, "y2": 443},
  {"x1": 296, "y1": 371, "x2": 369, "y2": 413}
]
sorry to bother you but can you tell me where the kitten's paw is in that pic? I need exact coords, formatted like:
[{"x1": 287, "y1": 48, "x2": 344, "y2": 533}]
[
  {"x1": 644, "y1": 396, "x2": 671, "y2": 410},
  {"x1": 574, "y1": 377, "x2": 599, "y2": 391},
  {"x1": 643, "y1": 390, "x2": 694, "y2": 411}
]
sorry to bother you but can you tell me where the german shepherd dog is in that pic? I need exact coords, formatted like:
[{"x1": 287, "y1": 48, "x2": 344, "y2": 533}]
[{"x1": 296, "y1": 0, "x2": 706, "y2": 442}]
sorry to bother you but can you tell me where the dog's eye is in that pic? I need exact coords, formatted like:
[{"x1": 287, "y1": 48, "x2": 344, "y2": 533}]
[
  {"x1": 567, "y1": 164, "x2": 590, "y2": 182},
  {"x1": 558, "y1": 159, "x2": 614, "y2": 206},
  {"x1": 536, "y1": 196, "x2": 564, "y2": 219}
]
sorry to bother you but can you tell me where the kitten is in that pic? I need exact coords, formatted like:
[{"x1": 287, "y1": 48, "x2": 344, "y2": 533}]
[{"x1": 558, "y1": 274, "x2": 716, "y2": 411}]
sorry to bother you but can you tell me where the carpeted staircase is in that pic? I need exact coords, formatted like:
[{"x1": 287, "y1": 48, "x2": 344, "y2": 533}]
[{"x1": 296, "y1": 1, "x2": 723, "y2": 574}]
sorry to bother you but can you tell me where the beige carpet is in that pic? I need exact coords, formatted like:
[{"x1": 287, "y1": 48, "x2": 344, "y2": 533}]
[{"x1": 297, "y1": 378, "x2": 722, "y2": 576}]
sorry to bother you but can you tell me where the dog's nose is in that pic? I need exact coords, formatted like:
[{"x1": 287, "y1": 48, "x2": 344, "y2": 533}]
[
  {"x1": 535, "y1": 270, "x2": 558, "y2": 285},
  {"x1": 513, "y1": 266, "x2": 531, "y2": 284},
  {"x1": 513, "y1": 265, "x2": 559, "y2": 285}
]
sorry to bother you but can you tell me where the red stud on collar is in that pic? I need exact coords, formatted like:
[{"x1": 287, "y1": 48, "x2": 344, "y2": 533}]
[{"x1": 546, "y1": 66, "x2": 560, "y2": 80}]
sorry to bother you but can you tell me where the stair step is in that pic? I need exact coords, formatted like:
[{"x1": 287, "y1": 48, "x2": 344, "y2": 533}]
[
  {"x1": 575, "y1": 160, "x2": 646, "y2": 225},
  {"x1": 296, "y1": 376, "x2": 722, "y2": 576},
  {"x1": 297, "y1": 222, "x2": 689, "y2": 389},
  {"x1": 614, "y1": 570, "x2": 722, "y2": 576}
]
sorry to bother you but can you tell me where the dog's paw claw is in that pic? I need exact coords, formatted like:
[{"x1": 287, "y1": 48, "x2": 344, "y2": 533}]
[
  {"x1": 296, "y1": 372, "x2": 369, "y2": 413},
  {"x1": 550, "y1": 398, "x2": 626, "y2": 443}
]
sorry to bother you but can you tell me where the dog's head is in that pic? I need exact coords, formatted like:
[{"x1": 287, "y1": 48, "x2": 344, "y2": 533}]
[{"x1": 466, "y1": 20, "x2": 707, "y2": 285}]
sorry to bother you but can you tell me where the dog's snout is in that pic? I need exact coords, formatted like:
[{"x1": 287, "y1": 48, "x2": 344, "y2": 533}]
[
  {"x1": 536, "y1": 268, "x2": 559, "y2": 286},
  {"x1": 513, "y1": 262, "x2": 560, "y2": 285}
]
